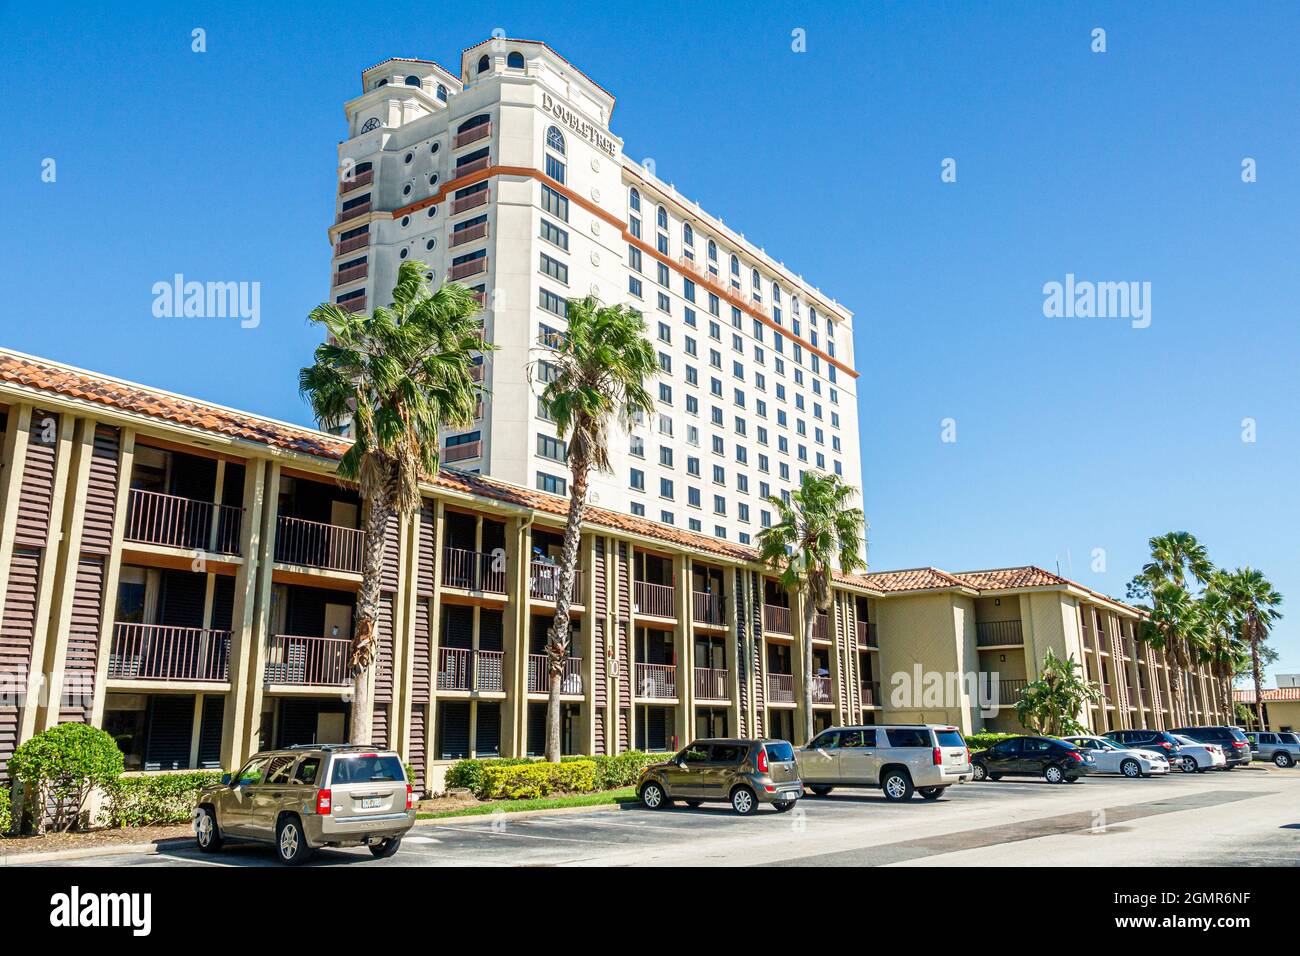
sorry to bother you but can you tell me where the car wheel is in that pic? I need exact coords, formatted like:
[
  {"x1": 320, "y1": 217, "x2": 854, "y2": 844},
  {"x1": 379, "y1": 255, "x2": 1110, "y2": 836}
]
[
  {"x1": 774, "y1": 799, "x2": 796, "y2": 812},
  {"x1": 731, "y1": 786, "x2": 757, "y2": 816},
  {"x1": 882, "y1": 769, "x2": 915, "y2": 801},
  {"x1": 1044, "y1": 764, "x2": 1065, "y2": 784},
  {"x1": 1120, "y1": 759, "x2": 1141, "y2": 778},
  {"x1": 194, "y1": 806, "x2": 223, "y2": 853},
  {"x1": 918, "y1": 786, "x2": 946, "y2": 801},
  {"x1": 640, "y1": 781, "x2": 667, "y2": 810},
  {"x1": 368, "y1": 836, "x2": 402, "y2": 859},
  {"x1": 275, "y1": 816, "x2": 313, "y2": 866},
  {"x1": 1180, "y1": 756, "x2": 1198, "y2": 773},
  {"x1": 972, "y1": 762, "x2": 988, "y2": 782},
  {"x1": 685, "y1": 799, "x2": 703, "y2": 808},
  {"x1": 1274, "y1": 752, "x2": 1293, "y2": 768},
  {"x1": 808, "y1": 785, "x2": 834, "y2": 797}
]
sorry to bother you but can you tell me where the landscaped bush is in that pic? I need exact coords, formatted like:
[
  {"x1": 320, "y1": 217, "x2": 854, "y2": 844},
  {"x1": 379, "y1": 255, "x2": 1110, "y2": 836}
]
[
  {"x1": 444, "y1": 757, "x2": 535, "y2": 793},
  {"x1": 964, "y1": 732, "x2": 1019, "y2": 753},
  {"x1": 448, "y1": 750, "x2": 668, "y2": 799},
  {"x1": 478, "y1": 760, "x2": 596, "y2": 800},
  {"x1": 0, "y1": 783, "x2": 11, "y2": 835},
  {"x1": 8, "y1": 723, "x2": 124, "y2": 833},
  {"x1": 102, "y1": 771, "x2": 224, "y2": 829}
]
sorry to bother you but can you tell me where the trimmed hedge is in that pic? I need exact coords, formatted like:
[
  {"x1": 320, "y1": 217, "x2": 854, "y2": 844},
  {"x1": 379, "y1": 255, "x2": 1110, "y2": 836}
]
[
  {"x1": 446, "y1": 750, "x2": 669, "y2": 799},
  {"x1": 478, "y1": 760, "x2": 596, "y2": 800},
  {"x1": 9, "y1": 723, "x2": 124, "y2": 832},
  {"x1": 0, "y1": 783, "x2": 10, "y2": 835},
  {"x1": 102, "y1": 771, "x2": 225, "y2": 829},
  {"x1": 964, "y1": 732, "x2": 1020, "y2": 753}
]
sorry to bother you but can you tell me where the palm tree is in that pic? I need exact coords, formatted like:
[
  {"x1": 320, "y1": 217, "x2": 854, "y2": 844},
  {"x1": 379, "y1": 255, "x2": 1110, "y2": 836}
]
[
  {"x1": 756, "y1": 471, "x2": 866, "y2": 743},
  {"x1": 534, "y1": 296, "x2": 657, "y2": 762},
  {"x1": 300, "y1": 262, "x2": 488, "y2": 743},
  {"x1": 1201, "y1": 573, "x2": 1248, "y2": 721},
  {"x1": 1014, "y1": 649, "x2": 1101, "y2": 736},
  {"x1": 1140, "y1": 581, "x2": 1209, "y2": 725},
  {"x1": 1218, "y1": 567, "x2": 1283, "y2": 730}
]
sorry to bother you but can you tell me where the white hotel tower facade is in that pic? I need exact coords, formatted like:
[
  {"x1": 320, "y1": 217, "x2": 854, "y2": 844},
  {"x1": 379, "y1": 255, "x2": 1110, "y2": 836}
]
[{"x1": 327, "y1": 38, "x2": 861, "y2": 546}]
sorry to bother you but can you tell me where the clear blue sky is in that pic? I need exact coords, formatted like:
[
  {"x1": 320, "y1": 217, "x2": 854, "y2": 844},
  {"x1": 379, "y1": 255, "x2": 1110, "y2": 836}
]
[{"x1": 4, "y1": 3, "x2": 1297, "y2": 681}]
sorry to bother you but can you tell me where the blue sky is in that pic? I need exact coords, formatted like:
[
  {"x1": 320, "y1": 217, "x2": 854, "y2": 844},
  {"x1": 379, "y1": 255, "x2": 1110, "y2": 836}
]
[{"x1": 4, "y1": 2, "x2": 1297, "y2": 681}]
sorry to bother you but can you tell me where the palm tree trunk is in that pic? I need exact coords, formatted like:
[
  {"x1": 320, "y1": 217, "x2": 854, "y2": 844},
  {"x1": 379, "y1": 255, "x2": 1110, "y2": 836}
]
[
  {"x1": 801, "y1": 591, "x2": 816, "y2": 745},
  {"x1": 545, "y1": 465, "x2": 587, "y2": 762},
  {"x1": 1249, "y1": 617, "x2": 1266, "y2": 730},
  {"x1": 349, "y1": 496, "x2": 391, "y2": 744},
  {"x1": 1168, "y1": 645, "x2": 1186, "y2": 728}
]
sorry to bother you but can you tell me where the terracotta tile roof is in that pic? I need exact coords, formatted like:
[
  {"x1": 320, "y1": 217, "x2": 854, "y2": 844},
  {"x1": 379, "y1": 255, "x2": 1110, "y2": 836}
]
[
  {"x1": 1234, "y1": 687, "x2": 1300, "y2": 703},
  {"x1": 953, "y1": 567, "x2": 1069, "y2": 590},
  {"x1": 857, "y1": 567, "x2": 967, "y2": 593}
]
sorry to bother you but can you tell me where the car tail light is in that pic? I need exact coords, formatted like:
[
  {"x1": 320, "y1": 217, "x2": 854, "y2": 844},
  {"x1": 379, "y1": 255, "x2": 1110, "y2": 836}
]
[
  {"x1": 315, "y1": 788, "x2": 332, "y2": 814},
  {"x1": 1232, "y1": 741, "x2": 1247, "y2": 749},
  {"x1": 406, "y1": 784, "x2": 414, "y2": 810},
  {"x1": 933, "y1": 746, "x2": 943, "y2": 766},
  {"x1": 756, "y1": 747, "x2": 769, "y2": 774},
  {"x1": 1160, "y1": 741, "x2": 1172, "y2": 749},
  {"x1": 1067, "y1": 751, "x2": 1084, "y2": 762}
]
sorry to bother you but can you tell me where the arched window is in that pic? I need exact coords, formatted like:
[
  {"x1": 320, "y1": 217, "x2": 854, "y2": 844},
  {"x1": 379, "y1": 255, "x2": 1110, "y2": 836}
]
[
  {"x1": 752, "y1": 268, "x2": 761, "y2": 288},
  {"x1": 772, "y1": 282, "x2": 781, "y2": 304},
  {"x1": 546, "y1": 125, "x2": 565, "y2": 155},
  {"x1": 730, "y1": 255, "x2": 739, "y2": 276},
  {"x1": 708, "y1": 239, "x2": 718, "y2": 261},
  {"x1": 629, "y1": 187, "x2": 641, "y2": 212},
  {"x1": 683, "y1": 223, "x2": 694, "y2": 246},
  {"x1": 376, "y1": 78, "x2": 388, "y2": 87},
  {"x1": 656, "y1": 205, "x2": 668, "y2": 230},
  {"x1": 507, "y1": 51, "x2": 525, "y2": 69},
  {"x1": 477, "y1": 54, "x2": 490, "y2": 74},
  {"x1": 457, "y1": 114, "x2": 491, "y2": 133},
  {"x1": 404, "y1": 75, "x2": 421, "y2": 87},
  {"x1": 436, "y1": 84, "x2": 448, "y2": 102}
]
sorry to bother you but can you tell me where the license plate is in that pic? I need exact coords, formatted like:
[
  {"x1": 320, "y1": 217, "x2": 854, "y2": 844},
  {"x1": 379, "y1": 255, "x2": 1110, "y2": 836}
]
[{"x1": 359, "y1": 797, "x2": 382, "y2": 809}]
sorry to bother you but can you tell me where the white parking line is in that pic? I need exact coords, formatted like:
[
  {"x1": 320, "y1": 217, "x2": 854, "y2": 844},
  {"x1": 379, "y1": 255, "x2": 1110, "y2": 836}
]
[
  {"x1": 430, "y1": 824, "x2": 607, "y2": 845},
  {"x1": 526, "y1": 816, "x2": 685, "y2": 832}
]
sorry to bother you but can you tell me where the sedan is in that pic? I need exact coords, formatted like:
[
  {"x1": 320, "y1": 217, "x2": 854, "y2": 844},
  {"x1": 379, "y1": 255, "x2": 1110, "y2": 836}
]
[
  {"x1": 971, "y1": 736, "x2": 1095, "y2": 783},
  {"x1": 1061, "y1": 735, "x2": 1169, "y2": 777},
  {"x1": 1170, "y1": 734, "x2": 1227, "y2": 773}
]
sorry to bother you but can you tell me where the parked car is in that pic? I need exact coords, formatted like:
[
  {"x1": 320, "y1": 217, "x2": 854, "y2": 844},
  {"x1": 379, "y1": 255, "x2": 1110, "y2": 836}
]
[
  {"x1": 970, "y1": 736, "x2": 1095, "y2": 783},
  {"x1": 1105, "y1": 729, "x2": 1188, "y2": 765},
  {"x1": 1060, "y1": 735, "x2": 1170, "y2": 777},
  {"x1": 1168, "y1": 733, "x2": 1227, "y2": 772},
  {"x1": 194, "y1": 745, "x2": 415, "y2": 864},
  {"x1": 638, "y1": 738, "x2": 803, "y2": 815},
  {"x1": 1244, "y1": 730, "x2": 1300, "y2": 768},
  {"x1": 797, "y1": 724, "x2": 972, "y2": 802},
  {"x1": 1171, "y1": 726, "x2": 1253, "y2": 768}
]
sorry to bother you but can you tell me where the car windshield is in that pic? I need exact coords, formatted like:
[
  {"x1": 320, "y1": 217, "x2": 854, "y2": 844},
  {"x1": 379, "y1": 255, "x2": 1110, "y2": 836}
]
[
  {"x1": 936, "y1": 730, "x2": 964, "y2": 748},
  {"x1": 331, "y1": 754, "x2": 405, "y2": 784}
]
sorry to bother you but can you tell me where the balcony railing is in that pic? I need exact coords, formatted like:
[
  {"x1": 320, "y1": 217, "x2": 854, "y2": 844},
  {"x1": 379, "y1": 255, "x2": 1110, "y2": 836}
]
[
  {"x1": 455, "y1": 155, "x2": 491, "y2": 177},
  {"x1": 338, "y1": 296, "x2": 367, "y2": 314},
  {"x1": 335, "y1": 233, "x2": 370, "y2": 256},
  {"x1": 125, "y1": 488, "x2": 242, "y2": 555},
  {"x1": 997, "y1": 678, "x2": 1028, "y2": 705},
  {"x1": 264, "y1": 634, "x2": 351, "y2": 686},
  {"x1": 449, "y1": 256, "x2": 488, "y2": 280},
  {"x1": 527, "y1": 654, "x2": 584, "y2": 694},
  {"x1": 976, "y1": 619, "x2": 1024, "y2": 647},
  {"x1": 694, "y1": 667, "x2": 729, "y2": 701},
  {"x1": 338, "y1": 167, "x2": 374, "y2": 193},
  {"x1": 274, "y1": 514, "x2": 364, "y2": 573},
  {"x1": 454, "y1": 122, "x2": 492, "y2": 149},
  {"x1": 442, "y1": 547, "x2": 506, "y2": 594},
  {"x1": 767, "y1": 672, "x2": 795, "y2": 703},
  {"x1": 450, "y1": 221, "x2": 489, "y2": 247},
  {"x1": 530, "y1": 563, "x2": 585, "y2": 602},
  {"x1": 443, "y1": 440, "x2": 482, "y2": 463},
  {"x1": 814, "y1": 613, "x2": 830, "y2": 641},
  {"x1": 469, "y1": 363, "x2": 484, "y2": 382},
  {"x1": 107, "y1": 623, "x2": 230, "y2": 682},
  {"x1": 763, "y1": 604, "x2": 792, "y2": 634},
  {"x1": 1134, "y1": 688, "x2": 1150, "y2": 707},
  {"x1": 437, "y1": 648, "x2": 504, "y2": 692},
  {"x1": 337, "y1": 200, "x2": 372, "y2": 223},
  {"x1": 861, "y1": 680, "x2": 882, "y2": 707},
  {"x1": 451, "y1": 190, "x2": 489, "y2": 215},
  {"x1": 334, "y1": 261, "x2": 368, "y2": 285},
  {"x1": 857, "y1": 620, "x2": 879, "y2": 648},
  {"x1": 812, "y1": 675, "x2": 832, "y2": 704},
  {"x1": 635, "y1": 662, "x2": 677, "y2": 699},
  {"x1": 634, "y1": 581, "x2": 676, "y2": 618},
  {"x1": 692, "y1": 591, "x2": 725, "y2": 626}
]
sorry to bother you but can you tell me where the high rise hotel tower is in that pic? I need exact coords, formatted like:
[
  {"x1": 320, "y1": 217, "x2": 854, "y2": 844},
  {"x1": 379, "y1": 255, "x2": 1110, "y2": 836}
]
[{"x1": 327, "y1": 39, "x2": 861, "y2": 546}]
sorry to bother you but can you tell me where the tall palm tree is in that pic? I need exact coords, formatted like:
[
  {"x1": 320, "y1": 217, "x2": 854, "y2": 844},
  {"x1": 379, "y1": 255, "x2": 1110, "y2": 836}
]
[
  {"x1": 1140, "y1": 581, "x2": 1208, "y2": 725},
  {"x1": 756, "y1": 471, "x2": 866, "y2": 743},
  {"x1": 300, "y1": 262, "x2": 488, "y2": 743},
  {"x1": 1218, "y1": 567, "x2": 1283, "y2": 730},
  {"x1": 534, "y1": 296, "x2": 657, "y2": 762},
  {"x1": 1136, "y1": 530, "x2": 1214, "y2": 596},
  {"x1": 1201, "y1": 572, "x2": 1247, "y2": 721}
]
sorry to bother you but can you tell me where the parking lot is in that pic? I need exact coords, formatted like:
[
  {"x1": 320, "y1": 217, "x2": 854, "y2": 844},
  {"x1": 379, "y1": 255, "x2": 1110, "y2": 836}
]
[{"x1": 22, "y1": 764, "x2": 1300, "y2": 868}]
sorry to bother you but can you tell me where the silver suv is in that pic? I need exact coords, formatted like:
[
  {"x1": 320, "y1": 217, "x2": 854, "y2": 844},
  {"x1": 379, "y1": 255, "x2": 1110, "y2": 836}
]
[
  {"x1": 194, "y1": 745, "x2": 415, "y2": 864},
  {"x1": 797, "y1": 724, "x2": 973, "y2": 801},
  {"x1": 1244, "y1": 730, "x2": 1300, "y2": 768}
]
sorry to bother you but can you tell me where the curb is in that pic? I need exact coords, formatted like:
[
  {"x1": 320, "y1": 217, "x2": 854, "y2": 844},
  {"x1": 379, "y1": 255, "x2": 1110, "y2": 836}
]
[
  {"x1": 0, "y1": 837, "x2": 192, "y2": 867},
  {"x1": 415, "y1": 799, "x2": 638, "y2": 826}
]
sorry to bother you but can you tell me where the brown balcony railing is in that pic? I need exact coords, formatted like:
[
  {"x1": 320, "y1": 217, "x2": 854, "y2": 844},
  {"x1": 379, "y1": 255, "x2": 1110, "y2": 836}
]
[
  {"x1": 857, "y1": 620, "x2": 879, "y2": 648},
  {"x1": 530, "y1": 563, "x2": 585, "y2": 603},
  {"x1": 337, "y1": 200, "x2": 372, "y2": 223},
  {"x1": 861, "y1": 680, "x2": 882, "y2": 707},
  {"x1": 998, "y1": 678, "x2": 1028, "y2": 705},
  {"x1": 125, "y1": 488, "x2": 242, "y2": 555},
  {"x1": 334, "y1": 261, "x2": 368, "y2": 285},
  {"x1": 812, "y1": 675, "x2": 832, "y2": 704},
  {"x1": 451, "y1": 190, "x2": 489, "y2": 215},
  {"x1": 635, "y1": 662, "x2": 677, "y2": 699},
  {"x1": 450, "y1": 221, "x2": 489, "y2": 247},
  {"x1": 335, "y1": 233, "x2": 370, "y2": 256},
  {"x1": 470, "y1": 289, "x2": 487, "y2": 308},
  {"x1": 443, "y1": 440, "x2": 482, "y2": 463},
  {"x1": 107, "y1": 623, "x2": 230, "y2": 682},
  {"x1": 692, "y1": 591, "x2": 725, "y2": 626},
  {"x1": 436, "y1": 648, "x2": 504, "y2": 692},
  {"x1": 763, "y1": 604, "x2": 792, "y2": 634},
  {"x1": 338, "y1": 167, "x2": 374, "y2": 193},
  {"x1": 454, "y1": 122, "x2": 492, "y2": 149},
  {"x1": 814, "y1": 613, "x2": 830, "y2": 641},
  {"x1": 441, "y1": 547, "x2": 506, "y2": 594},
  {"x1": 767, "y1": 672, "x2": 795, "y2": 703},
  {"x1": 455, "y1": 155, "x2": 491, "y2": 177},
  {"x1": 274, "y1": 514, "x2": 364, "y2": 573},
  {"x1": 694, "y1": 667, "x2": 729, "y2": 701},
  {"x1": 527, "y1": 654, "x2": 584, "y2": 694},
  {"x1": 1135, "y1": 688, "x2": 1150, "y2": 707},
  {"x1": 264, "y1": 634, "x2": 351, "y2": 686},
  {"x1": 449, "y1": 256, "x2": 488, "y2": 280},
  {"x1": 976, "y1": 619, "x2": 1024, "y2": 647},
  {"x1": 469, "y1": 363, "x2": 485, "y2": 382},
  {"x1": 338, "y1": 296, "x2": 367, "y2": 314},
  {"x1": 634, "y1": 581, "x2": 675, "y2": 618}
]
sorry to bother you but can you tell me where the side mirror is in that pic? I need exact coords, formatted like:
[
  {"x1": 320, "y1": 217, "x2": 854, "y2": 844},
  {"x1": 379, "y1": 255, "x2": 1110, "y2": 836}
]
[
  {"x1": 220, "y1": 773, "x2": 232, "y2": 786},
  {"x1": 816, "y1": 748, "x2": 829, "y2": 757},
  {"x1": 675, "y1": 757, "x2": 687, "y2": 769}
]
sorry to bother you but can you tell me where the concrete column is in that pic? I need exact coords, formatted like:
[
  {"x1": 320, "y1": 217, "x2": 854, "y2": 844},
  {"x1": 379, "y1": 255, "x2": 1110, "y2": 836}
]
[
  {"x1": 576, "y1": 532, "x2": 597, "y2": 755},
  {"x1": 224, "y1": 458, "x2": 271, "y2": 769},
  {"x1": 0, "y1": 404, "x2": 34, "y2": 631},
  {"x1": 501, "y1": 514, "x2": 527, "y2": 756},
  {"x1": 89, "y1": 428, "x2": 135, "y2": 730},
  {"x1": 675, "y1": 553, "x2": 693, "y2": 742},
  {"x1": 790, "y1": 590, "x2": 809, "y2": 745},
  {"x1": 394, "y1": 510, "x2": 422, "y2": 760},
  {"x1": 426, "y1": 500, "x2": 446, "y2": 764}
]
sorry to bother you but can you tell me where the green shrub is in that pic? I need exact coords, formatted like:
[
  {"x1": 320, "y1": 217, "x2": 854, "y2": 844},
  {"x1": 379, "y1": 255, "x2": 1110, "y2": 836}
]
[
  {"x1": 9, "y1": 723, "x2": 124, "y2": 832},
  {"x1": 591, "y1": 751, "x2": 663, "y2": 790},
  {"x1": 103, "y1": 771, "x2": 224, "y2": 828},
  {"x1": 478, "y1": 760, "x2": 597, "y2": 800},
  {"x1": 444, "y1": 757, "x2": 534, "y2": 793},
  {"x1": 0, "y1": 783, "x2": 11, "y2": 835},
  {"x1": 447, "y1": 750, "x2": 667, "y2": 799},
  {"x1": 964, "y1": 732, "x2": 1019, "y2": 753}
]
